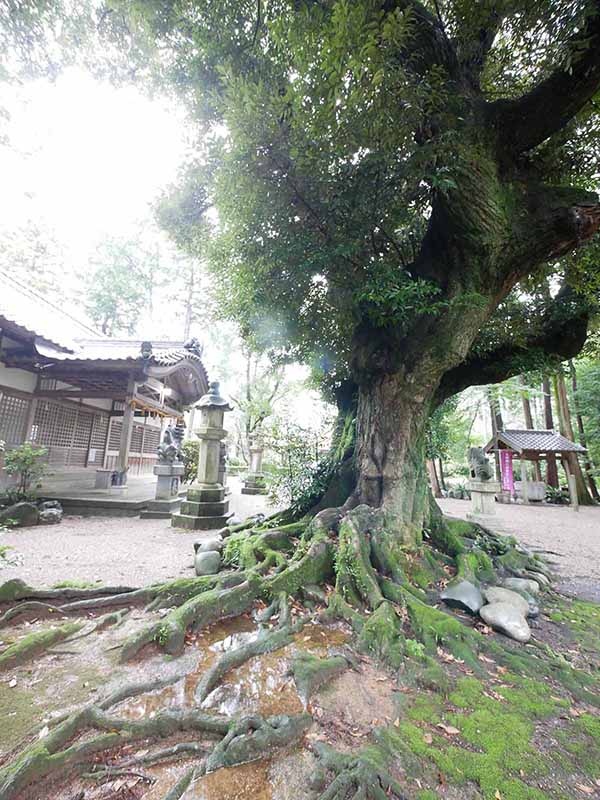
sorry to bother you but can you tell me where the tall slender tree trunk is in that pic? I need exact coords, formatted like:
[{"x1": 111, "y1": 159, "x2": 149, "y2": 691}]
[
  {"x1": 487, "y1": 389, "x2": 503, "y2": 482},
  {"x1": 437, "y1": 457, "x2": 446, "y2": 492},
  {"x1": 553, "y1": 370, "x2": 593, "y2": 505},
  {"x1": 520, "y1": 376, "x2": 542, "y2": 482},
  {"x1": 427, "y1": 459, "x2": 442, "y2": 498},
  {"x1": 568, "y1": 360, "x2": 599, "y2": 501},
  {"x1": 542, "y1": 375, "x2": 559, "y2": 488}
]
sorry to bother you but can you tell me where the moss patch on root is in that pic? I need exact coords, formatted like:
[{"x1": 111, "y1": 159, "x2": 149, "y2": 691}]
[{"x1": 0, "y1": 622, "x2": 83, "y2": 671}]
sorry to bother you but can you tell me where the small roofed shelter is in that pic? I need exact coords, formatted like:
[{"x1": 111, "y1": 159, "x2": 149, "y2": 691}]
[
  {"x1": 484, "y1": 429, "x2": 586, "y2": 507},
  {"x1": 0, "y1": 270, "x2": 209, "y2": 488}
]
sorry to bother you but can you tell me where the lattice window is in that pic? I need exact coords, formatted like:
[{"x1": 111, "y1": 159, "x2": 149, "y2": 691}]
[
  {"x1": 130, "y1": 424, "x2": 144, "y2": 453},
  {"x1": 108, "y1": 419, "x2": 122, "y2": 451},
  {"x1": 143, "y1": 427, "x2": 161, "y2": 454},
  {"x1": 90, "y1": 415, "x2": 109, "y2": 451},
  {"x1": 0, "y1": 391, "x2": 30, "y2": 447},
  {"x1": 33, "y1": 401, "x2": 78, "y2": 448},
  {"x1": 73, "y1": 411, "x2": 93, "y2": 448}
]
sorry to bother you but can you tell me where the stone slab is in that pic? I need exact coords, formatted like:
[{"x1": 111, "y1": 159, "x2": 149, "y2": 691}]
[
  {"x1": 180, "y1": 500, "x2": 229, "y2": 516},
  {"x1": 153, "y1": 464, "x2": 185, "y2": 477},
  {"x1": 140, "y1": 498, "x2": 182, "y2": 519},
  {"x1": 241, "y1": 487, "x2": 268, "y2": 495},
  {"x1": 186, "y1": 486, "x2": 225, "y2": 503},
  {"x1": 171, "y1": 513, "x2": 231, "y2": 531}
]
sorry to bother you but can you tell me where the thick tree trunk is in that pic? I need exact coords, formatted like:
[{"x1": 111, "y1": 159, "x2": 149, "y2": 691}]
[
  {"x1": 542, "y1": 375, "x2": 559, "y2": 488},
  {"x1": 354, "y1": 372, "x2": 433, "y2": 544}
]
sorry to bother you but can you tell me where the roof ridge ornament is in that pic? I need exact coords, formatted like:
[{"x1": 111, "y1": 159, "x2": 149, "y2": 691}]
[
  {"x1": 140, "y1": 341, "x2": 153, "y2": 360},
  {"x1": 183, "y1": 337, "x2": 203, "y2": 356}
]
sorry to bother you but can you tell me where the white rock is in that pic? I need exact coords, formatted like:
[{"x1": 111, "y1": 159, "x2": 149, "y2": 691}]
[
  {"x1": 480, "y1": 602, "x2": 531, "y2": 643},
  {"x1": 194, "y1": 550, "x2": 221, "y2": 576},
  {"x1": 483, "y1": 586, "x2": 529, "y2": 616},
  {"x1": 503, "y1": 577, "x2": 540, "y2": 595}
]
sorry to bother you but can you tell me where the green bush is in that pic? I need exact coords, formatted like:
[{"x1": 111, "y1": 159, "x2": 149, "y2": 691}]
[
  {"x1": 3, "y1": 443, "x2": 48, "y2": 497},
  {"x1": 180, "y1": 440, "x2": 199, "y2": 484}
]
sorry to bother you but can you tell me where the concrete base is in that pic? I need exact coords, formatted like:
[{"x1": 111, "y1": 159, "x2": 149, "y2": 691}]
[
  {"x1": 140, "y1": 497, "x2": 182, "y2": 519},
  {"x1": 241, "y1": 486, "x2": 268, "y2": 495}
]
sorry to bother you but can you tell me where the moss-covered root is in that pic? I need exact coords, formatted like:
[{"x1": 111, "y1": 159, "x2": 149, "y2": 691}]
[
  {"x1": 291, "y1": 652, "x2": 349, "y2": 705},
  {"x1": 204, "y1": 713, "x2": 312, "y2": 772},
  {"x1": 0, "y1": 621, "x2": 83, "y2": 671},
  {"x1": 120, "y1": 577, "x2": 262, "y2": 662},
  {"x1": 163, "y1": 766, "x2": 198, "y2": 800},
  {"x1": 0, "y1": 578, "x2": 141, "y2": 605},
  {"x1": 311, "y1": 741, "x2": 406, "y2": 800},
  {"x1": 0, "y1": 706, "x2": 228, "y2": 800},
  {"x1": 195, "y1": 624, "x2": 297, "y2": 704},
  {"x1": 335, "y1": 507, "x2": 384, "y2": 610},
  {"x1": 356, "y1": 601, "x2": 405, "y2": 669}
]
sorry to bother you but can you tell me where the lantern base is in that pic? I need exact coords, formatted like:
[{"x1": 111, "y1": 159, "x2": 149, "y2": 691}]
[
  {"x1": 241, "y1": 474, "x2": 268, "y2": 495},
  {"x1": 171, "y1": 483, "x2": 229, "y2": 531}
]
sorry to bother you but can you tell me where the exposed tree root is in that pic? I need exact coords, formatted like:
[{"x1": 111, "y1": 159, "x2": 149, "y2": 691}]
[
  {"x1": 195, "y1": 620, "x2": 300, "y2": 704},
  {"x1": 311, "y1": 741, "x2": 407, "y2": 800},
  {"x1": 0, "y1": 695, "x2": 310, "y2": 800},
  {"x1": 2, "y1": 496, "x2": 591, "y2": 800},
  {"x1": 291, "y1": 652, "x2": 349, "y2": 705},
  {"x1": 0, "y1": 621, "x2": 83, "y2": 670}
]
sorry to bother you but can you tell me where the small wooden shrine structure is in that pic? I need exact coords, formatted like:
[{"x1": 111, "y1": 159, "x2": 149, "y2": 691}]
[{"x1": 484, "y1": 429, "x2": 586, "y2": 506}]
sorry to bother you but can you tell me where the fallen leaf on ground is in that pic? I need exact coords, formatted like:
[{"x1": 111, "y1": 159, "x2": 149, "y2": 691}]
[
  {"x1": 437, "y1": 723, "x2": 460, "y2": 735},
  {"x1": 423, "y1": 733, "x2": 433, "y2": 744},
  {"x1": 495, "y1": 790, "x2": 502, "y2": 799},
  {"x1": 575, "y1": 784, "x2": 594, "y2": 795}
]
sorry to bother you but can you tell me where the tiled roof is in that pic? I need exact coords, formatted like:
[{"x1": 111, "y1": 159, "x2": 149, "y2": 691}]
[
  {"x1": 0, "y1": 269, "x2": 102, "y2": 351},
  {"x1": 488, "y1": 430, "x2": 586, "y2": 454},
  {"x1": 38, "y1": 339, "x2": 205, "y2": 365}
]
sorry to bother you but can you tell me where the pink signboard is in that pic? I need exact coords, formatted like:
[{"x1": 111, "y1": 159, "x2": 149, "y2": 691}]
[{"x1": 500, "y1": 450, "x2": 514, "y2": 494}]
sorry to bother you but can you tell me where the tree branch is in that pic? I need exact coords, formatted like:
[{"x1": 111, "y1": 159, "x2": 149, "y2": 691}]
[
  {"x1": 381, "y1": 0, "x2": 459, "y2": 77},
  {"x1": 489, "y1": 2, "x2": 600, "y2": 152},
  {"x1": 436, "y1": 287, "x2": 592, "y2": 402}
]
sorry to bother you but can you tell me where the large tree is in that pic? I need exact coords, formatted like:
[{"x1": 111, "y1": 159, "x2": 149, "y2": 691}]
[{"x1": 143, "y1": 0, "x2": 600, "y2": 538}]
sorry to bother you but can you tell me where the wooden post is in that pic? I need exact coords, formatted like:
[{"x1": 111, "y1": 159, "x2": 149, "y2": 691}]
[
  {"x1": 116, "y1": 378, "x2": 136, "y2": 484},
  {"x1": 521, "y1": 459, "x2": 529, "y2": 504},
  {"x1": 564, "y1": 461, "x2": 579, "y2": 512}
]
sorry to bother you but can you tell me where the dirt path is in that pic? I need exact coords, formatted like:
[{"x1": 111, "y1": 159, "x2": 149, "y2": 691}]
[
  {"x1": 438, "y1": 498, "x2": 600, "y2": 602},
  {"x1": 0, "y1": 478, "x2": 274, "y2": 588}
]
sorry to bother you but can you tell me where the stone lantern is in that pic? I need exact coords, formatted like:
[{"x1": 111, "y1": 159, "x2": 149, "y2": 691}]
[
  {"x1": 242, "y1": 434, "x2": 268, "y2": 495},
  {"x1": 171, "y1": 381, "x2": 232, "y2": 530}
]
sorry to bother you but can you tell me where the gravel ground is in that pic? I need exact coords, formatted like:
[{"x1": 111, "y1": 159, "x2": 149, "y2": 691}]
[
  {"x1": 2, "y1": 488, "x2": 599, "y2": 601},
  {"x1": 0, "y1": 478, "x2": 274, "y2": 589},
  {"x1": 438, "y1": 498, "x2": 600, "y2": 602}
]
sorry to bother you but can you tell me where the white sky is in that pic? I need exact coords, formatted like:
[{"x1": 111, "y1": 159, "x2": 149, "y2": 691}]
[
  {"x1": 0, "y1": 68, "x2": 330, "y2": 427},
  {"x1": 0, "y1": 67, "x2": 187, "y2": 263}
]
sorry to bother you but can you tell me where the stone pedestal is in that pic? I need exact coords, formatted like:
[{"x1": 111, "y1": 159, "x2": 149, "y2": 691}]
[
  {"x1": 172, "y1": 382, "x2": 232, "y2": 531},
  {"x1": 141, "y1": 463, "x2": 184, "y2": 519},
  {"x1": 242, "y1": 440, "x2": 268, "y2": 495},
  {"x1": 467, "y1": 479, "x2": 500, "y2": 524}
]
